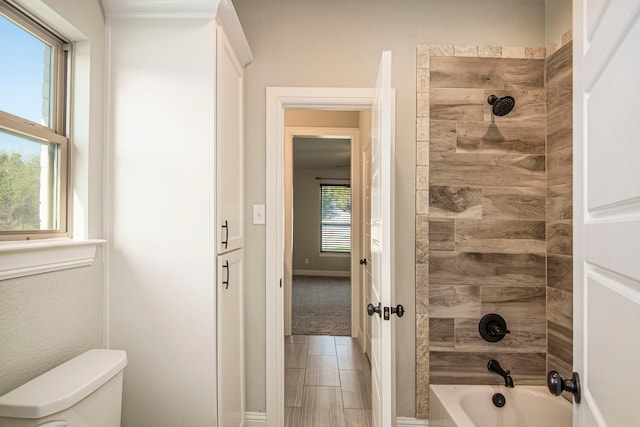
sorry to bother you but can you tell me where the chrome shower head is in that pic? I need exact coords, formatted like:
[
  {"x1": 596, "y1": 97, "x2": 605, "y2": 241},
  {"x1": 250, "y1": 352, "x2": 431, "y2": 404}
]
[{"x1": 487, "y1": 95, "x2": 515, "y2": 116}]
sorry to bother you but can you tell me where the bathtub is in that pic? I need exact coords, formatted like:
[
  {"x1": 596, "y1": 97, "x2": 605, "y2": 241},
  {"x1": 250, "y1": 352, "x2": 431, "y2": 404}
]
[{"x1": 429, "y1": 384, "x2": 572, "y2": 427}]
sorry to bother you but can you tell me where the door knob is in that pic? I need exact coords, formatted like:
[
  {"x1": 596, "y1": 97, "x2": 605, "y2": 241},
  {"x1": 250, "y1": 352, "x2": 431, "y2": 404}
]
[
  {"x1": 360, "y1": 258, "x2": 367, "y2": 265},
  {"x1": 367, "y1": 302, "x2": 381, "y2": 317},
  {"x1": 547, "y1": 371, "x2": 581, "y2": 403}
]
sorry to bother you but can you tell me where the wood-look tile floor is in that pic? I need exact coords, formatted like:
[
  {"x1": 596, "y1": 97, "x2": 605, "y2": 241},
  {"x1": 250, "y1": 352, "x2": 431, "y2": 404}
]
[{"x1": 285, "y1": 335, "x2": 372, "y2": 427}]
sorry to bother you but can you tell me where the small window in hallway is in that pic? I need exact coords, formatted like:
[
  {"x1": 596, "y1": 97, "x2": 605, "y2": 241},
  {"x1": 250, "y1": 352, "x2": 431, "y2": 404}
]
[{"x1": 320, "y1": 184, "x2": 351, "y2": 253}]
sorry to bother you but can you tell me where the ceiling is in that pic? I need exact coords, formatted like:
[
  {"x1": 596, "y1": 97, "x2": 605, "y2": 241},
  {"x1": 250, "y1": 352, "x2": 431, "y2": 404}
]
[{"x1": 293, "y1": 137, "x2": 351, "y2": 170}]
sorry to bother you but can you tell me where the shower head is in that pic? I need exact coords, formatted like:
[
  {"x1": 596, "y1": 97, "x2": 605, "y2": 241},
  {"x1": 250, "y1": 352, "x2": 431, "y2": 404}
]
[{"x1": 487, "y1": 95, "x2": 515, "y2": 116}]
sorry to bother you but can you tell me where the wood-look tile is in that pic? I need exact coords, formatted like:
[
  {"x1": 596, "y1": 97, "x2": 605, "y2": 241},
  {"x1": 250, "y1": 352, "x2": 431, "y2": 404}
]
[
  {"x1": 286, "y1": 335, "x2": 310, "y2": 344},
  {"x1": 428, "y1": 284, "x2": 480, "y2": 319},
  {"x1": 340, "y1": 370, "x2": 371, "y2": 409},
  {"x1": 286, "y1": 343, "x2": 308, "y2": 369},
  {"x1": 308, "y1": 335, "x2": 336, "y2": 356},
  {"x1": 430, "y1": 351, "x2": 546, "y2": 385},
  {"x1": 429, "y1": 318, "x2": 455, "y2": 351},
  {"x1": 300, "y1": 386, "x2": 346, "y2": 427},
  {"x1": 457, "y1": 121, "x2": 545, "y2": 154},
  {"x1": 546, "y1": 73, "x2": 572, "y2": 117},
  {"x1": 547, "y1": 221, "x2": 573, "y2": 255},
  {"x1": 548, "y1": 320, "x2": 573, "y2": 367},
  {"x1": 454, "y1": 317, "x2": 546, "y2": 353},
  {"x1": 480, "y1": 286, "x2": 546, "y2": 320},
  {"x1": 430, "y1": 57, "x2": 503, "y2": 89},
  {"x1": 430, "y1": 88, "x2": 485, "y2": 121},
  {"x1": 547, "y1": 99, "x2": 572, "y2": 136},
  {"x1": 286, "y1": 368, "x2": 306, "y2": 407},
  {"x1": 305, "y1": 355, "x2": 341, "y2": 387},
  {"x1": 547, "y1": 125, "x2": 572, "y2": 155},
  {"x1": 547, "y1": 146, "x2": 572, "y2": 187},
  {"x1": 429, "y1": 120, "x2": 457, "y2": 162},
  {"x1": 334, "y1": 336, "x2": 357, "y2": 346},
  {"x1": 547, "y1": 287, "x2": 573, "y2": 329},
  {"x1": 547, "y1": 184, "x2": 573, "y2": 221},
  {"x1": 501, "y1": 58, "x2": 545, "y2": 89},
  {"x1": 344, "y1": 409, "x2": 372, "y2": 427},
  {"x1": 429, "y1": 220, "x2": 455, "y2": 251},
  {"x1": 429, "y1": 186, "x2": 482, "y2": 218},
  {"x1": 430, "y1": 153, "x2": 546, "y2": 188},
  {"x1": 285, "y1": 407, "x2": 304, "y2": 427},
  {"x1": 336, "y1": 344, "x2": 370, "y2": 371},
  {"x1": 546, "y1": 42, "x2": 572, "y2": 84},
  {"x1": 547, "y1": 254, "x2": 573, "y2": 292},
  {"x1": 483, "y1": 89, "x2": 546, "y2": 122},
  {"x1": 482, "y1": 187, "x2": 546, "y2": 220},
  {"x1": 429, "y1": 251, "x2": 546, "y2": 287},
  {"x1": 455, "y1": 220, "x2": 546, "y2": 254}
]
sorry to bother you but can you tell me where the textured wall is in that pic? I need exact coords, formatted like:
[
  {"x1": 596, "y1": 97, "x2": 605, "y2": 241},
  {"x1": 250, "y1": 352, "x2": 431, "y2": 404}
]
[
  {"x1": 0, "y1": 0, "x2": 106, "y2": 397},
  {"x1": 545, "y1": 40, "x2": 573, "y2": 387},
  {"x1": 415, "y1": 44, "x2": 549, "y2": 418}
]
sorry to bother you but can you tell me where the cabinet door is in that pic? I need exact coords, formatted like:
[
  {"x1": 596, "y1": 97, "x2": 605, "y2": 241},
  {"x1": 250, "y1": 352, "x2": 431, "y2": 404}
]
[
  {"x1": 216, "y1": 25, "x2": 244, "y2": 254},
  {"x1": 217, "y1": 249, "x2": 244, "y2": 426}
]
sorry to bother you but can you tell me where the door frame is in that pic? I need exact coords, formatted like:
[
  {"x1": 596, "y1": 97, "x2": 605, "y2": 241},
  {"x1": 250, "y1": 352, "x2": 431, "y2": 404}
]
[
  {"x1": 265, "y1": 87, "x2": 376, "y2": 426},
  {"x1": 284, "y1": 126, "x2": 361, "y2": 338}
]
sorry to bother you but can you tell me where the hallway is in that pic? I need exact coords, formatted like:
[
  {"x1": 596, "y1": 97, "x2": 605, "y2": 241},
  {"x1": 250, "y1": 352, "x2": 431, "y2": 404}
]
[{"x1": 285, "y1": 335, "x2": 372, "y2": 427}]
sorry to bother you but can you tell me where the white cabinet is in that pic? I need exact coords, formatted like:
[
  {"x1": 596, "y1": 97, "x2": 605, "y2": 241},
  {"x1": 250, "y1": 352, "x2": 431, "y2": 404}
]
[
  {"x1": 216, "y1": 26, "x2": 244, "y2": 254},
  {"x1": 217, "y1": 249, "x2": 244, "y2": 427},
  {"x1": 215, "y1": 23, "x2": 246, "y2": 427},
  {"x1": 106, "y1": 5, "x2": 252, "y2": 426}
]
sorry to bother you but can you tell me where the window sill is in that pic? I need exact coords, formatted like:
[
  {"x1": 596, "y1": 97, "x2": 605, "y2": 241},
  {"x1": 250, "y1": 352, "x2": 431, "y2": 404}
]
[
  {"x1": 0, "y1": 238, "x2": 105, "y2": 281},
  {"x1": 319, "y1": 252, "x2": 351, "y2": 258}
]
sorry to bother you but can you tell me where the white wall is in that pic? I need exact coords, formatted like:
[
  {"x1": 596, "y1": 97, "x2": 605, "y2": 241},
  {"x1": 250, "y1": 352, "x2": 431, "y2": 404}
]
[
  {"x1": 234, "y1": 0, "x2": 545, "y2": 416},
  {"x1": 106, "y1": 18, "x2": 217, "y2": 426},
  {"x1": 546, "y1": 0, "x2": 573, "y2": 47},
  {"x1": 0, "y1": 0, "x2": 105, "y2": 396}
]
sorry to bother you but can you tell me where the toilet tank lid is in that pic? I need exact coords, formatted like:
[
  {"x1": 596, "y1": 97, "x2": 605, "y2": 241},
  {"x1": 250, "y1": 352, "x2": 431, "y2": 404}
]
[{"x1": 0, "y1": 349, "x2": 127, "y2": 419}]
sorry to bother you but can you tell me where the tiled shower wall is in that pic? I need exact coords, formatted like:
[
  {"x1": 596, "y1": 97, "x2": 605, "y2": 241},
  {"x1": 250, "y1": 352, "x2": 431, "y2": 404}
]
[
  {"x1": 415, "y1": 40, "x2": 573, "y2": 418},
  {"x1": 545, "y1": 41, "x2": 573, "y2": 386}
]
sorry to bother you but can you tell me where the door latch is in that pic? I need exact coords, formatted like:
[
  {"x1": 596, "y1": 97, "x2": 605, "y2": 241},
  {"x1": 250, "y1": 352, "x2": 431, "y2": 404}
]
[{"x1": 383, "y1": 304, "x2": 405, "y2": 320}]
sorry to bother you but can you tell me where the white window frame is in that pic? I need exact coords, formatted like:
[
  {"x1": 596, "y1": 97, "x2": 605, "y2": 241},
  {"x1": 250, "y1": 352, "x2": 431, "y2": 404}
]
[
  {"x1": 0, "y1": 0, "x2": 70, "y2": 241},
  {"x1": 319, "y1": 183, "x2": 352, "y2": 254}
]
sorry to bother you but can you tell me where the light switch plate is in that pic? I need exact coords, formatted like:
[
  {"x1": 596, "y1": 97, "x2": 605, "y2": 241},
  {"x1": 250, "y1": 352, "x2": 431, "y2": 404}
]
[{"x1": 253, "y1": 204, "x2": 265, "y2": 224}]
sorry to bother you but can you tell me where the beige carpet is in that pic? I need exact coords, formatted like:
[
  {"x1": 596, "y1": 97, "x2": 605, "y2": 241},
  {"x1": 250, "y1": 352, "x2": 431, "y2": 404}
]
[{"x1": 292, "y1": 275, "x2": 351, "y2": 336}]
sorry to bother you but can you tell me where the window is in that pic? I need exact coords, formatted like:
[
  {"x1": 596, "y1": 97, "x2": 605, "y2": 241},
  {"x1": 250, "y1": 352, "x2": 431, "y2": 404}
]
[
  {"x1": 0, "y1": 1, "x2": 70, "y2": 240},
  {"x1": 320, "y1": 184, "x2": 351, "y2": 253}
]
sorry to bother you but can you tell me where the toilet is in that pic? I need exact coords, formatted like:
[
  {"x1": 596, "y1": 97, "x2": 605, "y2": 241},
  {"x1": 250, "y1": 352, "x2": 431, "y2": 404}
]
[{"x1": 0, "y1": 349, "x2": 127, "y2": 427}]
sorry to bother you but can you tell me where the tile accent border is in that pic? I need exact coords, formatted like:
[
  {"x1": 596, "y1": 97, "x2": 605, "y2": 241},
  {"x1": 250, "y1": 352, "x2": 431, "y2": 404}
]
[{"x1": 547, "y1": 29, "x2": 573, "y2": 57}]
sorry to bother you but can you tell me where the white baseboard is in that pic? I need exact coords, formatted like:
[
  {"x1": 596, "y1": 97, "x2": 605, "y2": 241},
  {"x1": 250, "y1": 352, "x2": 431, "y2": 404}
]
[
  {"x1": 244, "y1": 412, "x2": 427, "y2": 426},
  {"x1": 245, "y1": 412, "x2": 267, "y2": 426},
  {"x1": 292, "y1": 269, "x2": 350, "y2": 277},
  {"x1": 397, "y1": 417, "x2": 429, "y2": 426}
]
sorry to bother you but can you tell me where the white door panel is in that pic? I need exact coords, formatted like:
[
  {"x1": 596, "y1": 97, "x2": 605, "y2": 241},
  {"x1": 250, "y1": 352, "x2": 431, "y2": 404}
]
[
  {"x1": 575, "y1": 0, "x2": 640, "y2": 425},
  {"x1": 369, "y1": 50, "x2": 395, "y2": 427}
]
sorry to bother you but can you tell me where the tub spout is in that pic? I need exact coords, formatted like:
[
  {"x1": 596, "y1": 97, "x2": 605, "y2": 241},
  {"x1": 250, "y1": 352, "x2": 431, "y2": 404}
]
[{"x1": 488, "y1": 359, "x2": 514, "y2": 388}]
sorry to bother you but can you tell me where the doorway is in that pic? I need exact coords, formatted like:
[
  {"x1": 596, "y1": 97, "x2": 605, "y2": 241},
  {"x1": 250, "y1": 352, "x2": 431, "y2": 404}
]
[
  {"x1": 265, "y1": 87, "x2": 378, "y2": 426},
  {"x1": 284, "y1": 121, "x2": 362, "y2": 338}
]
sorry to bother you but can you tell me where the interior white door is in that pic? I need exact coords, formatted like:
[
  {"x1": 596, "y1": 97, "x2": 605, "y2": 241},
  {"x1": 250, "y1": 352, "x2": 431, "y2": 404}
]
[
  {"x1": 362, "y1": 127, "x2": 372, "y2": 359},
  {"x1": 369, "y1": 50, "x2": 395, "y2": 427},
  {"x1": 574, "y1": 1, "x2": 640, "y2": 425},
  {"x1": 217, "y1": 249, "x2": 245, "y2": 427}
]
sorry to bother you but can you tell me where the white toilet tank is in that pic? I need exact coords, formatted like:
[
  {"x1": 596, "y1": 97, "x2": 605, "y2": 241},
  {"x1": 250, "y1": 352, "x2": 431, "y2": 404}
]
[{"x1": 0, "y1": 349, "x2": 127, "y2": 427}]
